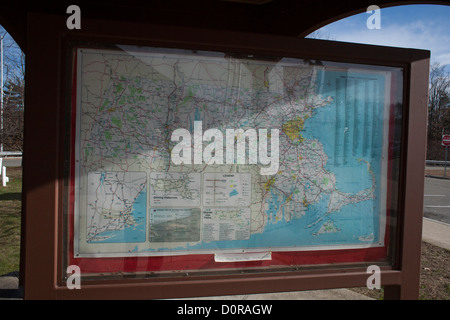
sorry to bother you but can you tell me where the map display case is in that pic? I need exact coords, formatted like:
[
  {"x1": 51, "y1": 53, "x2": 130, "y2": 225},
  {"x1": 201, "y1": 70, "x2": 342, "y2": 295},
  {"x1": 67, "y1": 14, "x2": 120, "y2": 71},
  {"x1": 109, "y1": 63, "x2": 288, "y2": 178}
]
[
  {"x1": 66, "y1": 43, "x2": 403, "y2": 277},
  {"x1": 22, "y1": 13, "x2": 429, "y2": 299}
]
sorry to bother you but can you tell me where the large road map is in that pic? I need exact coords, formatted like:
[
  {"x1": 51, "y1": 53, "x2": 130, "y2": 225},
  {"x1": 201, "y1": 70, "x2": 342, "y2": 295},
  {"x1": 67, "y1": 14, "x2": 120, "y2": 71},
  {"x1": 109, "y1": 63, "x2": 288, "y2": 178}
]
[{"x1": 73, "y1": 46, "x2": 390, "y2": 257}]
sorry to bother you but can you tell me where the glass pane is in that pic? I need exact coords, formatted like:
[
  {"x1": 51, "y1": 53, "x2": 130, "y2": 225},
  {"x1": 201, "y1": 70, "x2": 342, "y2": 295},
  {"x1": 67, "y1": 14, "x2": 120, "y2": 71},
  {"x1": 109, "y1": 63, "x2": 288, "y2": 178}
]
[{"x1": 64, "y1": 44, "x2": 403, "y2": 279}]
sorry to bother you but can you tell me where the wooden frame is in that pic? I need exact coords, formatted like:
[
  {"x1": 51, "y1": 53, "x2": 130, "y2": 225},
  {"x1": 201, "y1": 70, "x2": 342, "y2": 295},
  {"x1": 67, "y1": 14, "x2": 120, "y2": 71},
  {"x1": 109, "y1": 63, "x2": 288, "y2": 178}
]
[{"x1": 21, "y1": 13, "x2": 429, "y2": 299}]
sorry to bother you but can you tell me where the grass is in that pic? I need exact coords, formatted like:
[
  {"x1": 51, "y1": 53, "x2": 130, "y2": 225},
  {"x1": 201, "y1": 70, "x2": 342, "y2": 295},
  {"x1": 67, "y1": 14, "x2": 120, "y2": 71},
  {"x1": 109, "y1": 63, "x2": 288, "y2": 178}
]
[
  {"x1": 419, "y1": 241, "x2": 450, "y2": 300},
  {"x1": 0, "y1": 167, "x2": 449, "y2": 299},
  {"x1": 0, "y1": 167, "x2": 22, "y2": 276},
  {"x1": 425, "y1": 167, "x2": 450, "y2": 178},
  {"x1": 351, "y1": 241, "x2": 450, "y2": 300}
]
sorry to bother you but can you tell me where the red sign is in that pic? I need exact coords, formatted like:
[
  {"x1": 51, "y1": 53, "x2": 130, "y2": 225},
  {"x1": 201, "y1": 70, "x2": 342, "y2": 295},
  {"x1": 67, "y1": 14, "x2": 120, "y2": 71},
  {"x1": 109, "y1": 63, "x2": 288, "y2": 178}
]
[{"x1": 442, "y1": 135, "x2": 450, "y2": 146}]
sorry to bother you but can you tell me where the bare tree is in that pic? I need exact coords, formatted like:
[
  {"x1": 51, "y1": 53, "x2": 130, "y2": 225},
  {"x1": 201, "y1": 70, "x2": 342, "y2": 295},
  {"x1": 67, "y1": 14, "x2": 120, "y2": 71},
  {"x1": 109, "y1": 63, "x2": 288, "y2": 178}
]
[
  {"x1": 428, "y1": 63, "x2": 450, "y2": 139},
  {"x1": 3, "y1": 77, "x2": 24, "y2": 150},
  {"x1": 1, "y1": 27, "x2": 25, "y2": 151},
  {"x1": 305, "y1": 29, "x2": 336, "y2": 41},
  {"x1": 427, "y1": 62, "x2": 450, "y2": 159}
]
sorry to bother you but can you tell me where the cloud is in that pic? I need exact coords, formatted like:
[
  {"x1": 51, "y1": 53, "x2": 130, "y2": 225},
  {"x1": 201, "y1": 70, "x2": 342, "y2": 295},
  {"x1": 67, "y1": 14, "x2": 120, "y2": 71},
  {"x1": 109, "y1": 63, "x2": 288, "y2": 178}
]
[
  {"x1": 436, "y1": 53, "x2": 450, "y2": 66},
  {"x1": 318, "y1": 15, "x2": 450, "y2": 66}
]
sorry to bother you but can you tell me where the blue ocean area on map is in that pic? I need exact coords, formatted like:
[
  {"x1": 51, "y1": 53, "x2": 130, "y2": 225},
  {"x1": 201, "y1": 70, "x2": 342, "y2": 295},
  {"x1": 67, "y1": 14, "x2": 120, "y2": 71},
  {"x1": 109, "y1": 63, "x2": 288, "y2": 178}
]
[{"x1": 299, "y1": 69, "x2": 385, "y2": 246}]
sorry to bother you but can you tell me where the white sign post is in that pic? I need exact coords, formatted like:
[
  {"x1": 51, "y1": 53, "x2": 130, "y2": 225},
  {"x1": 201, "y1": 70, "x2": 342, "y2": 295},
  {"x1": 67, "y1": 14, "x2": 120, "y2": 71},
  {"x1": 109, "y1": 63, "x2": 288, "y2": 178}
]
[{"x1": 2, "y1": 165, "x2": 8, "y2": 186}]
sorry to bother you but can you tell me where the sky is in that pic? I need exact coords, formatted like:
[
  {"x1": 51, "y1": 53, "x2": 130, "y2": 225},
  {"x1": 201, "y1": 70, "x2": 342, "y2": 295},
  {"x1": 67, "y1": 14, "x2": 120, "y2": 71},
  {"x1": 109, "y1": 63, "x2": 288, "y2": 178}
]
[
  {"x1": 310, "y1": 4, "x2": 450, "y2": 68},
  {"x1": 2, "y1": 4, "x2": 450, "y2": 69}
]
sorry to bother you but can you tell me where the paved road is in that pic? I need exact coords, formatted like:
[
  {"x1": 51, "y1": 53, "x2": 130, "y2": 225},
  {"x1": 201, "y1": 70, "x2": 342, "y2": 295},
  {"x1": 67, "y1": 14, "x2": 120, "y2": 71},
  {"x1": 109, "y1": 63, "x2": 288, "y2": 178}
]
[{"x1": 423, "y1": 176, "x2": 450, "y2": 224}]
